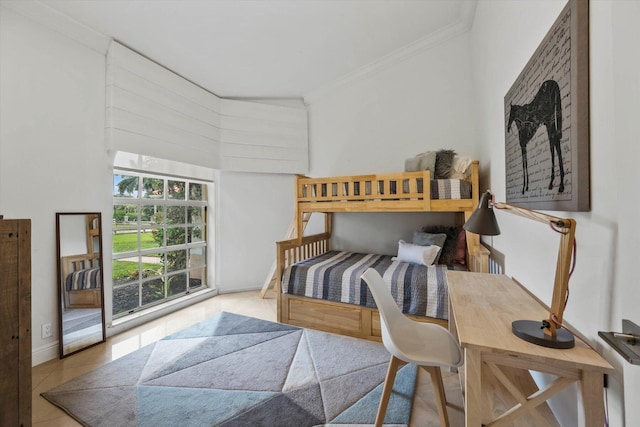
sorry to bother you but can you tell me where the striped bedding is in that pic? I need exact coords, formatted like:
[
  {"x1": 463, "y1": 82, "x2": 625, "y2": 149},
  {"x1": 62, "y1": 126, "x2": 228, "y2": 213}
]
[
  {"x1": 282, "y1": 251, "x2": 449, "y2": 320},
  {"x1": 65, "y1": 267, "x2": 102, "y2": 291},
  {"x1": 429, "y1": 179, "x2": 472, "y2": 199},
  {"x1": 402, "y1": 179, "x2": 472, "y2": 199}
]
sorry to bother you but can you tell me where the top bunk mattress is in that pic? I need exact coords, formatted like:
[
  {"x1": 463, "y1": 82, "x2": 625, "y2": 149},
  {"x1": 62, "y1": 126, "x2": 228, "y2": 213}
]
[{"x1": 282, "y1": 250, "x2": 450, "y2": 320}]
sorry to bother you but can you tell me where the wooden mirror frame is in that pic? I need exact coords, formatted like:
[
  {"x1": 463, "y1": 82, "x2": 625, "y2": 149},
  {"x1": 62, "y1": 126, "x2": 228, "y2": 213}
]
[{"x1": 56, "y1": 212, "x2": 106, "y2": 358}]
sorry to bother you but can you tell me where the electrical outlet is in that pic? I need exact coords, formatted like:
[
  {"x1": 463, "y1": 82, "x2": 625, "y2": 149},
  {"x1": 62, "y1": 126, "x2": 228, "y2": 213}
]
[{"x1": 41, "y1": 323, "x2": 52, "y2": 339}]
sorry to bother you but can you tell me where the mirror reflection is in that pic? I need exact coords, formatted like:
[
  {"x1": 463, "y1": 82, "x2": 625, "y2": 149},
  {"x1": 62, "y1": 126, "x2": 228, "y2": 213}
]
[{"x1": 56, "y1": 212, "x2": 106, "y2": 358}]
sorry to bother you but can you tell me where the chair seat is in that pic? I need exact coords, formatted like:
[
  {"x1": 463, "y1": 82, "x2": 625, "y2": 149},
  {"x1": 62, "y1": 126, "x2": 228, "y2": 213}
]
[{"x1": 385, "y1": 320, "x2": 462, "y2": 367}]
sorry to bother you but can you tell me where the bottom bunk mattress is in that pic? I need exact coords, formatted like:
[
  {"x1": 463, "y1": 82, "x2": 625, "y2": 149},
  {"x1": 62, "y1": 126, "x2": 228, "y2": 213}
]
[
  {"x1": 282, "y1": 250, "x2": 449, "y2": 320},
  {"x1": 66, "y1": 267, "x2": 102, "y2": 291}
]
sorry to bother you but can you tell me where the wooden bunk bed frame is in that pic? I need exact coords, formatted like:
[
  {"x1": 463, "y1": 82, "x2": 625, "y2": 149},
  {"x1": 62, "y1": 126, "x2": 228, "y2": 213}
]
[
  {"x1": 61, "y1": 253, "x2": 102, "y2": 309},
  {"x1": 277, "y1": 161, "x2": 489, "y2": 341}
]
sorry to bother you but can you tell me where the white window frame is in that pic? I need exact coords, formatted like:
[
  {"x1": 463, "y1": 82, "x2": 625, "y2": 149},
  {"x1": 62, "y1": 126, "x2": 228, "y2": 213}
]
[{"x1": 112, "y1": 169, "x2": 209, "y2": 319}]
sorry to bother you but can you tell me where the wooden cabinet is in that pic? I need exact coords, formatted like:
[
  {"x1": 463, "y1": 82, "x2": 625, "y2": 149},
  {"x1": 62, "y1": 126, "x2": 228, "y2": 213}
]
[{"x1": 0, "y1": 217, "x2": 32, "y2": 427}]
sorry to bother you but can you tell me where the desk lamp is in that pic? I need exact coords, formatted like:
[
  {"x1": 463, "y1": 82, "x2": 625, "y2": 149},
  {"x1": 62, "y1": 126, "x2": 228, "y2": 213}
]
[{"x1": 464, "y1": 190, "x2": 576, "y2": 349}]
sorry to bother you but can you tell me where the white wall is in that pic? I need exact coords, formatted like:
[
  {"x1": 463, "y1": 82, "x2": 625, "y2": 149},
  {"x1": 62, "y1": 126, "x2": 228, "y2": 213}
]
[
  {"x1": 306, "y1": 32, "x2": 476, "y2": 253},
  {"x1": 0, "y1": 6, "x2": 299, "y2": 364},
  {"x1": 470, "y1": 1, "x2": 639, "y2": 425},
  {"x1": 609, "y1": 1, "x2": 640, "y2": 424},
  {"x1": 0, "y1": 7, "x2": 110, "y2": 363},
  {"x1": 216, "y1": 171, "x2": 293, "y2": 292}
]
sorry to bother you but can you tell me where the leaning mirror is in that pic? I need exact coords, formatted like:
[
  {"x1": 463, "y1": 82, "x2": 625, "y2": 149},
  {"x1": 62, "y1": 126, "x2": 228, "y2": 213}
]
[{"x1": 56, "y1": 212, "x2": 106, "y2": 358}]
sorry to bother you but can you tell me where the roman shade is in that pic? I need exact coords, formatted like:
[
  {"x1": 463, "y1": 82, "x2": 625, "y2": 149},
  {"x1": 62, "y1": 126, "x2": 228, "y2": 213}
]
[{"x1": 106, "y1": 41, "x2": 308, "y2": 173}]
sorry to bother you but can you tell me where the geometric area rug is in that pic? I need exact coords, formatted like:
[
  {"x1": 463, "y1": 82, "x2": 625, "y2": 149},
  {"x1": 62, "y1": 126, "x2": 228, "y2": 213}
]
[{"x1": 42, "y1": 312, "x2": 417, "y2": 426}]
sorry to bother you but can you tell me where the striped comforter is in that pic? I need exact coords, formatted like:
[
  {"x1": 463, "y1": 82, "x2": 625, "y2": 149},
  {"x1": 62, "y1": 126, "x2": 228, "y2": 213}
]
[
  {"x1": 402, "y1": 179, "x2": 472, "y2": 199},
  {"x1": 429, "y1": 179, "x2": 472, "y2": 199},
  {"x1": 282, "y1": 251, "x2": 449, "y2": 320},
  {"x1": 65, "y1": 267, "x2": 102, "y2": 291}
]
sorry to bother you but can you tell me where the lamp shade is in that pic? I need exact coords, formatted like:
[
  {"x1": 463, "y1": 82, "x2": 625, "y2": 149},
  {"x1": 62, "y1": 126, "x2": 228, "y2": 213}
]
[{"x1": 463, "y1": 190, "x2": 501, "y2": 236}]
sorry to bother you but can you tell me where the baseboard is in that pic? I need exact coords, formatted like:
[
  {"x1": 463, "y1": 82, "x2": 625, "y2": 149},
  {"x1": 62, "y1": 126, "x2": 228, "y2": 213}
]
[
  {"x1": 33, "y1": 341, "x2": 59, "y2": 367},
  {"x1": 217, "y1": 285, "x2": 262, "y2": 294}
]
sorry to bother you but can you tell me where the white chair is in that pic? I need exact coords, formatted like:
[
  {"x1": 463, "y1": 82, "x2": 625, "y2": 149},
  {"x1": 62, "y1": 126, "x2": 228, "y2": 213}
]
[{"x1": 361, "y1": 268, "x2": 463, "y2": 427}]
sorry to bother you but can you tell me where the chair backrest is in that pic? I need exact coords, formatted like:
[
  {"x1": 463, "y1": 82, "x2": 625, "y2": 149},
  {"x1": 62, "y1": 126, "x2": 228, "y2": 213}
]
[{"x1": 361, "y1": 268, "x2": 463, "y2": 368}]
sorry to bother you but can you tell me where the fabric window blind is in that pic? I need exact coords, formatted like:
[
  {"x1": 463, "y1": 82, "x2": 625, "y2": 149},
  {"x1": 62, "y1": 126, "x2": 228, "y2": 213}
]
[
  {"x1": 107, "y1": 41, "x2": 308, "y2": 174},
  {"x1": 220, "y1": 99, "x2": 308, "y2": 174},
  {"x1": 106, "y1": 41, "x2": 221, "y2": 169}
]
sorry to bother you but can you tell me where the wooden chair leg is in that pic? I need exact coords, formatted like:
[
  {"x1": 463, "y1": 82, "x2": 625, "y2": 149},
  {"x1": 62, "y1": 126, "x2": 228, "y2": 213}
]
[
  {"x1": 424, "y1": 365, "x2": 450, "y2": 427},
  {"x1": 375, "y1": 355, "x2": 405, "y2": 427}
]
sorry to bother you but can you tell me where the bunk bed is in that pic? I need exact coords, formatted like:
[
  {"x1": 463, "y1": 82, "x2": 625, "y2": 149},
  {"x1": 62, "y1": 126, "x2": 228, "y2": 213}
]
[
  {"x1": 276, "y1": 160, "x2": 489, "y2": 341},
  {"x1": 61, "y1": 253, "x2": 102, "y2": 309}
]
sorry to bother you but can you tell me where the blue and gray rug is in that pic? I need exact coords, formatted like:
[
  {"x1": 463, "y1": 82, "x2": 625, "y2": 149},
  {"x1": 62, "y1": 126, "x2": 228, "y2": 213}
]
[{"x1": 42, "y1": 312, "x2": 416, "y2": 426}]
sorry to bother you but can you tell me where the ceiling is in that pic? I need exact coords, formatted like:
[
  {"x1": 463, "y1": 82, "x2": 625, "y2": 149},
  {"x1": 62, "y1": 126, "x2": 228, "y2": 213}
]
[{"x1": 37, "y1": 0, "x2": 475, "y2": 99}]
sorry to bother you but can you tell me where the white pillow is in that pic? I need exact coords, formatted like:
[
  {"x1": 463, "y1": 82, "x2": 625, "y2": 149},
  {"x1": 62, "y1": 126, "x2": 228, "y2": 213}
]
[
  {"x1": 450, "y1": 155, "x2": 472, "y2": 179},
  {"x1": 392, "y1": 240, "x2": 440, "y2": 266}
]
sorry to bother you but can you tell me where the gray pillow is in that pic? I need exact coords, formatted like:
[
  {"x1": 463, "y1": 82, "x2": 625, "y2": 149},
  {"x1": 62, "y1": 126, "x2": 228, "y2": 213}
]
[
  {"x1": 418, "y1": 151, "x2": 437, "y2": 174},
  {"x1": 420, "y1": 225, "x2": 460, "y2": 266},
  {"x1": 404, "y1": 156, "x2": 421, "y2": 172},
  {"x1": 404, "y1": 151, "x2": 436, "y2": 174},
  {"x1": 412, "y1": 231, "x2": 447, "y2": 264}
]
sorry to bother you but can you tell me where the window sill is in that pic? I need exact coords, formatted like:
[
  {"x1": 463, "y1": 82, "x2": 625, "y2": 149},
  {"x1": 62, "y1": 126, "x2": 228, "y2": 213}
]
[{"x1": 107, "y1": 287, "x2": 217, "y2": 337}]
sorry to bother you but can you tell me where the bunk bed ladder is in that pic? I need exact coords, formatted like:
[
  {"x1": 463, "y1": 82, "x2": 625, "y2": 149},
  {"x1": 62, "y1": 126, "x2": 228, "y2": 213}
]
[{"x1": 259, "y1": 212, "x2": 313, "y2": 298}]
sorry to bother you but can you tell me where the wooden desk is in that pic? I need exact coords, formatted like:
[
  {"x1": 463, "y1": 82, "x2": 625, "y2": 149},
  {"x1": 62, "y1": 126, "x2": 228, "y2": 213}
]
[{"x1": 447, "y1": 271, "x2": 613, "y2": 427}]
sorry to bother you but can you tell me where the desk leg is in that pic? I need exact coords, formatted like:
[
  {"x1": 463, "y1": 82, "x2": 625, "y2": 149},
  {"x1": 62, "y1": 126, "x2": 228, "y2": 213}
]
[
  {"x1": 580, "y1": 370, "x2": 604, "y2": 427},
  {"x1": 465, "y1": 348, "x2": 482, "y2": 426}
]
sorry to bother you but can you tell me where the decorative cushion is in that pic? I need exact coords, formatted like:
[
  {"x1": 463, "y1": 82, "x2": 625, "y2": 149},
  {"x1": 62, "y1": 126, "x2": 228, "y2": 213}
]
[
  {"x1": 392, "y1": 240, "x2": 440, "y2": 266},
  {"x1": 450, "y1": 155, "x2": 473, "y2": 179},
  {"x1": 404, "y1": 151, "x2": 436, "y2": 174},
  {"x1": 418, "y1": 151, "x2": 437, "y2": 173},
  {"x1": 435, "y1": 149, "x2": 456, "y2": 179},
  {"x1": 455, "y1": 229, "x2": 467, "y2": 265},
  {"x1": 404, "y1": 156, "x2": 421, "y2": 172},
  {"x1": 420, "y1": 225, "x2": 462, "y2": 266},
  {"x1": 412, "y1": 231, "x2": 447, "y2": 264}
]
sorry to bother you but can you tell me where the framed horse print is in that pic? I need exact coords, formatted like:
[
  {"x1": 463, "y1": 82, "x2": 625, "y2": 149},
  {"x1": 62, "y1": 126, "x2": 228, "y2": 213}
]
[{"x1": 504, "y1": 0, "x2": 590, "y2": 211}]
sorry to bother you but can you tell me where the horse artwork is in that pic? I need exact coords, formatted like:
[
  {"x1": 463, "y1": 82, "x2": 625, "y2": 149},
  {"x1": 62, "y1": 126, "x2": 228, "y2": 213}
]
[
  {"x1": 507, "y1": 80, "x2": 564, "y2": 195},
  {"x1": 503, "y1": 0, "x2": 589, "y2": 211}
]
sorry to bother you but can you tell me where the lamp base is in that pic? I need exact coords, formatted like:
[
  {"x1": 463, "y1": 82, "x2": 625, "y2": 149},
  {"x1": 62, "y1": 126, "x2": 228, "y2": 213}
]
[{"x1": 512, "y1": 320, "x2": 575, "y2": 349}]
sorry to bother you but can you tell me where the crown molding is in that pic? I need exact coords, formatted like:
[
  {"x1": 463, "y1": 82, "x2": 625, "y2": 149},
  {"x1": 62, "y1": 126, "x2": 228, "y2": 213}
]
[
  {"x1": 1, "y1": 0, "x2": 110, "y2": 55},
  {"x1": 303, "y1": 0, "x2": 477, "y2": 105}
]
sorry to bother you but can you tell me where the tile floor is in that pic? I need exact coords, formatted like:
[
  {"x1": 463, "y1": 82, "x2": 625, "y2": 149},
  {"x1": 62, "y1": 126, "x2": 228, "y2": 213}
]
[{"x1": 32, "y1": 290, "x2": 464, "y2": 426}]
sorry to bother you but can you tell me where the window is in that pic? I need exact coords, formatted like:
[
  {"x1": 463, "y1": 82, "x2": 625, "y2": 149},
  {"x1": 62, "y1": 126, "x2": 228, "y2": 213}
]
[{"x1": 112, "y1": 171, "x2": 208, "y2": 318}]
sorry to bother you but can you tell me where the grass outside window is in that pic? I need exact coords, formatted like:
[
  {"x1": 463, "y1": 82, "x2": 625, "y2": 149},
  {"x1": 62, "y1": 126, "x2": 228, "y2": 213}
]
[{"x1": 112, "y1": 232, "x2": 158, "y2": 253}]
